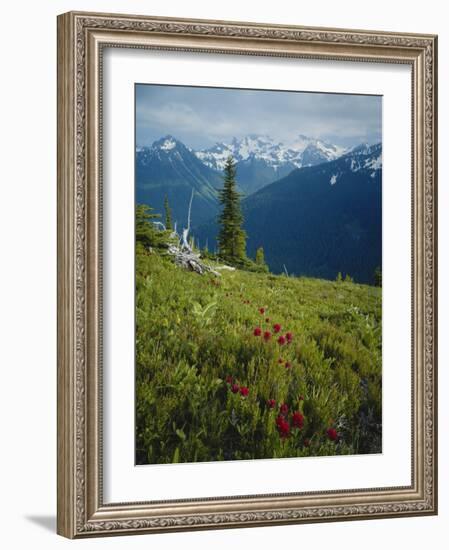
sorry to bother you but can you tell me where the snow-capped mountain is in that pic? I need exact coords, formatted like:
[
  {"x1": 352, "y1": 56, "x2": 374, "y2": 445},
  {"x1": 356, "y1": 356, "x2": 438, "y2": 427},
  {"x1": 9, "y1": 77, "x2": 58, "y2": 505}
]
[
  {"x1": 195, "y1": 134, "x2": 346, "y2": 172},
  {"x1": 195, "y1": 134, "x2": 346, "y2": 194},
  {"x1": 326, "y1": 143, "x2": 382, "y2": 186},
  {"x1": 136, "y1": 136, "x2": 222, "y2": 227},
  {"x1": 137, "y1": 136, "x2": 194, "y2": 166}
]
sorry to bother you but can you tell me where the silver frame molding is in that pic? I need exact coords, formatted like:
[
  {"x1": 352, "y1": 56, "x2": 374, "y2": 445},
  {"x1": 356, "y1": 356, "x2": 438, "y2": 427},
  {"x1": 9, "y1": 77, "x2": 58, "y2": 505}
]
[{"x1": 57, "y1": 11, "x2": 438, "y2": 538}]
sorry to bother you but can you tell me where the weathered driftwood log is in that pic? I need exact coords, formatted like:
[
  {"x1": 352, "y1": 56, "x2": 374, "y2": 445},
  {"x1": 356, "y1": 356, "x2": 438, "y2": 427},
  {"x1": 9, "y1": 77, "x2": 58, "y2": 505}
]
[{"x1": 166, "y1": 244, "x2": 221, "y2": 276}]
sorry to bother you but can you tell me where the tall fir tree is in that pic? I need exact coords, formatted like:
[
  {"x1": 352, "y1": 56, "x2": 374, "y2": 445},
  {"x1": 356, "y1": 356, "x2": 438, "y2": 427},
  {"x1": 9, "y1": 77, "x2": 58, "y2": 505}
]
[
  {"x1": 164, "y1": 195, "x2": 173, "y2": 231},
  {"x1": 217, "y1": 156, "x2": 246, "y2": 264},
  {"x1": 217, "y1": 156, "x2": 247, "y2": 264}
]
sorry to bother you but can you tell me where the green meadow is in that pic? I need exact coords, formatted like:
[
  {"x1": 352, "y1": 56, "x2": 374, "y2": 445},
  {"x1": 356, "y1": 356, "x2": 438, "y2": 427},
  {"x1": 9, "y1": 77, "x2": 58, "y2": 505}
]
[{"x1": 135, "y1": 243, "x2": 382, "y2": 465}]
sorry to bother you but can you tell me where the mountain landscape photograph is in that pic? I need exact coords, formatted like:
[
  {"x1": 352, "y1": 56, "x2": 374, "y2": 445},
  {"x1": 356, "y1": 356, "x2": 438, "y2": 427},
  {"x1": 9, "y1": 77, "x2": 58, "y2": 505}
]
[{"x1": 135, "y1": 83, "x2": 383, "y2": 465}]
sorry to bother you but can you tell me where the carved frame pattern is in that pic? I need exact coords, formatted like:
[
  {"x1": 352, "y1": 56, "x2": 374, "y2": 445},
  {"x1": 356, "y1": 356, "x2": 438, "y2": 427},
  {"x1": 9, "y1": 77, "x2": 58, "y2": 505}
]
[{"x1": 57, "y1": 11, "x2": 437, "y2": 538}]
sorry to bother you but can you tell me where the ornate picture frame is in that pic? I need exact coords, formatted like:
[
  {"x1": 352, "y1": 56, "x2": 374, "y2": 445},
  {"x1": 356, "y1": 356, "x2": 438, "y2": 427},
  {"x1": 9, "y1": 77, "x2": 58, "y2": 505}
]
[{"x1": 57, "y1": 11, "x2": 438, "y2": 538}]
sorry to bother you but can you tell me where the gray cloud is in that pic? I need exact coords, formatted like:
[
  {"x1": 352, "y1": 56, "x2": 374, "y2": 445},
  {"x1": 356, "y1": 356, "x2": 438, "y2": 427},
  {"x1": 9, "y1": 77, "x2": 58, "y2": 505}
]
[{"x1": 136, "y1": 84, "x2": 382, "y2": 149}]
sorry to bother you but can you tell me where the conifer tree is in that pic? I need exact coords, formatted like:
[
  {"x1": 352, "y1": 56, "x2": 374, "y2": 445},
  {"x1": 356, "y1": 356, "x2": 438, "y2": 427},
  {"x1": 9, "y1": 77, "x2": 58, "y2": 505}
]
[
  {"x1": 164, "y1": 195, "x2": 173, "y2": 231},
  {"x1": 255, "y1": 246, "x2": 269, "y2": 272},
  {"x1": 374, "y1": 266, "x2": 382, "y2": 287},
  {"x1": 217, "y1": 156, "x2": 247, "y2": 264},
  {"x1": 255, "y1": 246, "x2": 266, "y2": 266},
  {"x1": 136, "y1": 203, "x2": 163, "y2": 249}
]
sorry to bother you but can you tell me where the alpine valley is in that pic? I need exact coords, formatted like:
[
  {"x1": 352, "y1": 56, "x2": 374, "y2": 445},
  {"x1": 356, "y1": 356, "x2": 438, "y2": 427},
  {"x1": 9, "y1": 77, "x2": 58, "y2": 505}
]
[{"x1": 136, "y1": 135, "x2": 382, "y2": 284}]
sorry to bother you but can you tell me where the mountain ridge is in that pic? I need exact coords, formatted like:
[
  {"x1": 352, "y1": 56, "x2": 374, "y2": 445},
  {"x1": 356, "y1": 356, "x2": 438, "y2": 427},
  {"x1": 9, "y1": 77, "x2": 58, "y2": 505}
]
[
  {"x1": 193, "y1": 143, "x2": 382, "y2": 284},
  {"x1": 194, "y1": 134, "x2": 346, "y2": 195},
  {"x1": 136, "y1": 133, "x2": 349, "y2": 203}
]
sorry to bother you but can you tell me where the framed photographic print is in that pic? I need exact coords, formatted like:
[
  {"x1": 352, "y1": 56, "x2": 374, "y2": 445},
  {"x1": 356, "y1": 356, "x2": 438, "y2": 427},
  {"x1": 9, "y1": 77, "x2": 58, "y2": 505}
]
[{"x1": 57, "y1": 11, "x2": 438, "y2": 538}]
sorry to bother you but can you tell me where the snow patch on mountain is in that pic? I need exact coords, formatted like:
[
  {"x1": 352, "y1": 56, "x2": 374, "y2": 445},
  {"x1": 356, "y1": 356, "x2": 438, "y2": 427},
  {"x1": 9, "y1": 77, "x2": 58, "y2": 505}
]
[
  {"x1": 330, "y1": 174, "x2": 338, "y2": 185},
  {"x1": 160, "y1": 137, "x2": 177, "y2": 151},
  {"x1": 334, "y1": 143, "x2": 382, "y2": 182},
  {"x1": 342, "y1": 143, "x2": 382, "y2": 177},
  {"x1": 364, "y1": 155, "x2": 382, "y2": 171}
]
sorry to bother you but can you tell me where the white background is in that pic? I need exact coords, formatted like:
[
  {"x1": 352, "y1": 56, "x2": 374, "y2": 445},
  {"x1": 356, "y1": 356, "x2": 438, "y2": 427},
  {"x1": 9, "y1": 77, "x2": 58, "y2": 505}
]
[
  {"x1": 103, "y1": 49, "x2": 411, "y2": 502},
  {"x1": 0, "y1": 1, "x2": 446, "y2": 549}
]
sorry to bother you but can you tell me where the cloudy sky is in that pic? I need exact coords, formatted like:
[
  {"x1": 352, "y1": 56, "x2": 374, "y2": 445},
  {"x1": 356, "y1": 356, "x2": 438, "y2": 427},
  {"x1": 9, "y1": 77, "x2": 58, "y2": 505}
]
[{"x1": 136, "y1": 84, "x2": 382, "y2": 150}]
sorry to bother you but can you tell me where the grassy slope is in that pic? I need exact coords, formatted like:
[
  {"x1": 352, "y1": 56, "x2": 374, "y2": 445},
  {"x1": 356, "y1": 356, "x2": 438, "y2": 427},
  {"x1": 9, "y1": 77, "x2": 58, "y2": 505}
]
[{"x1": 136, "y1": 249, "x2": 382, "y2": 465}]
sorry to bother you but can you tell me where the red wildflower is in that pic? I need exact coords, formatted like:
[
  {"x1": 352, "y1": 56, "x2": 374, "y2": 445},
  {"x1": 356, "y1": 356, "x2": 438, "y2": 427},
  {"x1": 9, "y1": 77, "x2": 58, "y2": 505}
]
[
  {"x1": 303, "y1": 438, "x2": 310, "y2": 447},
  {"x1": 276, "y1": 415, "x2": 290, "y2": 438},
  {"x1": 240, "y1": 386, "x2": 249, "y2": 397},
  {"x1": 278, "y1": 358, "x2": 284, "y2": 364},
  {"x1": 273, "y1": 323, "x2": 282, "y2": 333},
  {"x1": 286, "y1": 332, "x2": 293, "y2": 343},
  {"x1": 279, "y1": 403, "x2": 289, "y2": 415},
  {"x1": 231, "y1": 384, "x2": 240, "y2": 394},
  {"x1": 225, "y1": 375, "x2": 233, "y2": 384},
  {"x1": 285, "y1": 362, "x2": 292, "y2": 369},
  {"x1": 277, "y1": 335, "x2": 286, "y2": 346},
  {"x1": 253, "y1": 327, "x2": 262, "y2": 337},
  {"x1": 259, "y1": 307, "x2": 265, "y2": 315},
  {"x1": 267, "y1": 399, "x2": 276, "y2": 409},
  {"x1": 327, "y1": 427, "x2": 338, "y2": 441},
  {"x1": 298, "y1": 395, "x2": 304, "y2": 401},
  {"x1": 292, "y1": 411, "x2": 304, "y2": 429},
  {"x1": 263, "y1": 331, "x2": 272, "y2": 341}
]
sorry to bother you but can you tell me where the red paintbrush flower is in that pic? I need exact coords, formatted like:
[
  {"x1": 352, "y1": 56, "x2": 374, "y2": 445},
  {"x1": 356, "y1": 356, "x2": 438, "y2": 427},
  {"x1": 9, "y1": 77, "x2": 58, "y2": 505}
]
[
  {"x1": 285, "y1": 362, "x2": 292, "y2": 369},
  {"x1": 225, "y1": 375, "x2": 233, "y2": 384},
  {"x1": 278, "y1": 358, "x2": 284, "y2": 364},
  {"x1": 240, "y1": 386, "x2": 249, "y2": 397},
  {"x1": 259, "y1": 307, "x2": 265, "y2": 314},
  {"x1": 286, "y1": 332, "x2": 293, "y2": 343},
  {"x1": 263, "y1": 331, "x2": 272, "y2": 342},
  {"x1": 267, "y1": 399, "x2": 276, "y2": 409},
  {"x1": 273, "y1": 323, "x2": 282, "y2": 333},
  {"x1": 276, "y1": 415, "x2": 290, "y2": 438},
  {"x1": 327, "y1": 427, "x2": 338, "y2": 441},
  {"x1": 253, "y1": 327, "x2": 262, "y2": 336},
  {"x1": 277, "y1": 335, "x2": 286, "y2": 346},
  {"x1": 231, "y1": 384, "x2": 240, "y2": 394},
  {"x1": 279, "y1": 403, "x2": 289, "y2": 415},
  {"x1": 292, "y1": 411, "x2": 304, "y2": 429}
]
